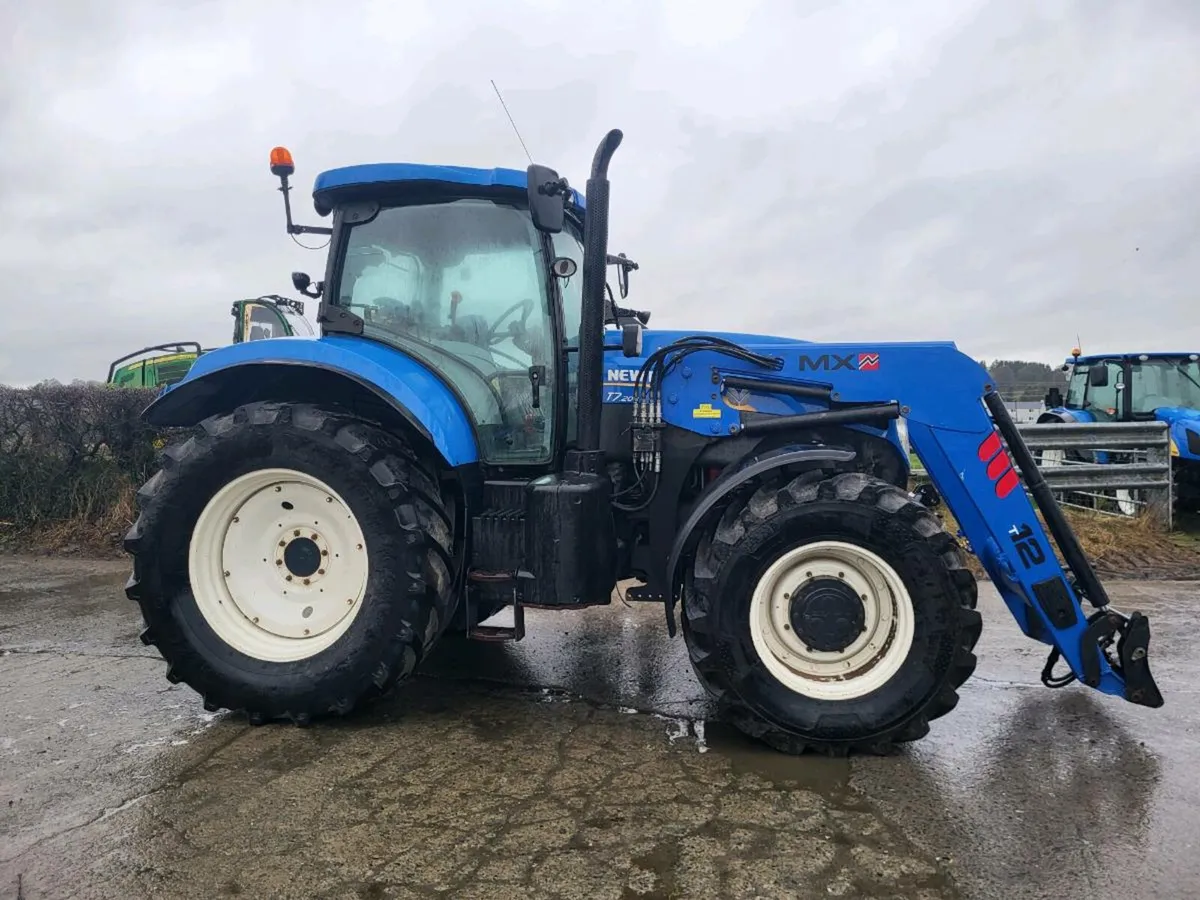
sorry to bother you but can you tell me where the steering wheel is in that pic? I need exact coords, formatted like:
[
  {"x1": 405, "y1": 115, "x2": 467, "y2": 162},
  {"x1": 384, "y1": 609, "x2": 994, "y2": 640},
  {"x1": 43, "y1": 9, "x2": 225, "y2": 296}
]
[{"x1": 486, "y1": 299, "x2": 533, "y2": 346}]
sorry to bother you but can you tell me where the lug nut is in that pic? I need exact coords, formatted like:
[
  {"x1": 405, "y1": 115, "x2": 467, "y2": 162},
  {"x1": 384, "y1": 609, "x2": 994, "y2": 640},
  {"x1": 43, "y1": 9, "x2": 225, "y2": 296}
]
[
  {"x1": 286, "y1": 575, "x2": 293, "y2": 582},
  {"x1": 293, "y1": 529, "x2": 300, "y2": 537},
  {"x1": 303, "y1": 578, "x2": 311, "y2": 585},
  {"x1": 318, "y1": 568, "x2": 325, "y2": 575},
  {"x1": 310, "y1": 533, "x2": 318, "y2": 541},
  {"x1": 276, "y1": 560, "x2": 283, "y2": 566}
]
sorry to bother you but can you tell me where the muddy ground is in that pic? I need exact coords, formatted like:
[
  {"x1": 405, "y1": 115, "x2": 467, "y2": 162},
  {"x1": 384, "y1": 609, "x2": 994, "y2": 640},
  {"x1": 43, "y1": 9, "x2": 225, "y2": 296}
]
[{"x1": 1, "y1": 555, "x2": 1197, "y2": 900}]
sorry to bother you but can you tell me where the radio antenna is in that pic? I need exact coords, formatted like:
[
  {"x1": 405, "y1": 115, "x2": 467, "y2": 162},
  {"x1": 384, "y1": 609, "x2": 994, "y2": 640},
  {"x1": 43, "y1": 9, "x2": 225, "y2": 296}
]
[{"x1": 490, "y1": 79, "x2": 533, "y2": 164}]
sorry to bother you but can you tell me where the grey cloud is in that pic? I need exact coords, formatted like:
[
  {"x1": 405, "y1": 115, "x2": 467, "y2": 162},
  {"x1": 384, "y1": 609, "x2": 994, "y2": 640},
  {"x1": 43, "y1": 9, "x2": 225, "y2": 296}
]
[{"x1": 2, "y1": 0, "x2": 1199, "y2": 386}]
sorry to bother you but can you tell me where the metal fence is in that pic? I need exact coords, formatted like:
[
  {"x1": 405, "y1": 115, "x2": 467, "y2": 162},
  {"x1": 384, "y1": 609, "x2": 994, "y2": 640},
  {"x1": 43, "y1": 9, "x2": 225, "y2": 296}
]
[{"x1": 910, "y1": 420, "x2": 1175, "y2": 529}]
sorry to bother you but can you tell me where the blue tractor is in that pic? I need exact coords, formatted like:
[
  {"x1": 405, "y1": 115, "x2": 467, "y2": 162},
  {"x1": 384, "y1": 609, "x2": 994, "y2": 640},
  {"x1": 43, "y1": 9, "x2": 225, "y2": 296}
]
[
  {"x1": 1042, "y1": 349, "x2": 1200, "y2": 511},
  {"x1": 123, "y1": 131, "x2": 1163, "y2": 756}
]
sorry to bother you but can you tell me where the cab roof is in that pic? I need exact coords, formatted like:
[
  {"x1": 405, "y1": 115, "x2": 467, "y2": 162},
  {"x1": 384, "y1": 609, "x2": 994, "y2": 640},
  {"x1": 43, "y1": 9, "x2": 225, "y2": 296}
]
[
  {"x1": 1069, "y1": 351, "x2": 1200, "y2": 365},
  {"x1": 311, "y1": 163, "x2": 587, "y2": 216}
]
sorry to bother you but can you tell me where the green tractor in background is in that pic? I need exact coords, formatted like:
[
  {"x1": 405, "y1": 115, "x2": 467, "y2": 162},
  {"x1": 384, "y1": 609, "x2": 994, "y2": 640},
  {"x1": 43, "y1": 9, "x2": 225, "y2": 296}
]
[{"x1": 107, "y1": 295, "x2": 314, "y2": 388}]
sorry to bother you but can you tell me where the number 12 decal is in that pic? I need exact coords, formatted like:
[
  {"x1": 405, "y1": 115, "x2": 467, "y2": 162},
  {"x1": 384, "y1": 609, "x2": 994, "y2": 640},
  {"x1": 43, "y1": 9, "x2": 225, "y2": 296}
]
[{"x1": 1009, "y1": 522, "x2": 1046, "y2": 568}]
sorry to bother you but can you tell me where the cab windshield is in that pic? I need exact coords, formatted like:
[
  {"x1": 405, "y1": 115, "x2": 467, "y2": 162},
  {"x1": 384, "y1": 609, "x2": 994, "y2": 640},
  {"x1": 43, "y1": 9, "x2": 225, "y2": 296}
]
[
  {"x1": 334, "y1": 198, "x2": 558, "y2": 463},
  {"x1": 1128, "y1": 357, "x2": 1200, "y2": 413}
]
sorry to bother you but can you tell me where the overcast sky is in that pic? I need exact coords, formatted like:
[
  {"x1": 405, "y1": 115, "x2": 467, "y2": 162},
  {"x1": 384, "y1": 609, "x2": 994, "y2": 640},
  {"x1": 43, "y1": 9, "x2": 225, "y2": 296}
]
[{"x1": 2, "y1": 0, "x2": 1198, "y2": 386}]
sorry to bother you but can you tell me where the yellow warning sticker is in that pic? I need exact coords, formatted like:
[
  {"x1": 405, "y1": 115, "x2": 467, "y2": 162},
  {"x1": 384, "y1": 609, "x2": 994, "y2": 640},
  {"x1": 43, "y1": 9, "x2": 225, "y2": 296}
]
[{"x1": 691, "y1": 403, "x2": 722, "y2": 419}]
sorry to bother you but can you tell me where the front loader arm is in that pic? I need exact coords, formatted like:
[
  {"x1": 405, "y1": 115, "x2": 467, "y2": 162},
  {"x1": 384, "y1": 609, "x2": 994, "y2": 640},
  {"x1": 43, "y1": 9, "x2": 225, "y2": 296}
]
[{"x1": 697, "y1": 341, "x2": 1163, "y2": 709}]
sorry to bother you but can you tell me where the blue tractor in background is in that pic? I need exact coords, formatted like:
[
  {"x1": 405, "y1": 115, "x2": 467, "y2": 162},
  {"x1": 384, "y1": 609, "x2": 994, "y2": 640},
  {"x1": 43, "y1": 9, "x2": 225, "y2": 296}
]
[
  {"x1": 1042, "y1": 348, "x2": 1200, "y2": 511},
  {"x1": 122, "y1": 130, "x2": 1163, "y2": 756}
]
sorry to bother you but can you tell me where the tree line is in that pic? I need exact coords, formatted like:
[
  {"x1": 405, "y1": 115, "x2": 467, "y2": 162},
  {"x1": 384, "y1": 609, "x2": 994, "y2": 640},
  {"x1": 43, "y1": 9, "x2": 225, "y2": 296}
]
[{"x1": 980, "y1": 359, "x2": 1064, "y2": 404}]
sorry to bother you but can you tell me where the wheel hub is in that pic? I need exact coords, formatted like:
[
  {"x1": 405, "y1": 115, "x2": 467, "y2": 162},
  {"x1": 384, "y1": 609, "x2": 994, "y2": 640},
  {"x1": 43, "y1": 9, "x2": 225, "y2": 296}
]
[
  {"x1": 789, "y1": 577, "x2": 866, "y2": 653},
  {"x1": 283, "y1": 536, "x2": 322, "y2": 578}
]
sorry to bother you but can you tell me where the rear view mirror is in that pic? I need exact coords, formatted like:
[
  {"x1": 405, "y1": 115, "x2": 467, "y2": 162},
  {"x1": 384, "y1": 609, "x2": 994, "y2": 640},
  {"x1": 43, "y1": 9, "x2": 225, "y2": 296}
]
[
  {"x1": 526, "y1": 164, "x2": 567, "y2": 234},
  {"x1": 1088, "y1": 367, "x2": 1109, "y2": 388}
]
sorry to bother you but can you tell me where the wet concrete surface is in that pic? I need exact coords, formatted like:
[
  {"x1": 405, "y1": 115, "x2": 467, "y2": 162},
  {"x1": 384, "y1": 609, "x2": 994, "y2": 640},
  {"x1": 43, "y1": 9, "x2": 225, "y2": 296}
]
[{"x1": 0, "y1": 554, "x2": 1196, "y2": 899}]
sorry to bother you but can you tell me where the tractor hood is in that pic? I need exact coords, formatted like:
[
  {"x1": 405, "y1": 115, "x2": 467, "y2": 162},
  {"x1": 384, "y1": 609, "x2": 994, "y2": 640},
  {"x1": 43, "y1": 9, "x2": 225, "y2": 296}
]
[
  {"x1": 1154, "y1": 406, "x2": 1200, "y2": 426},
  {"x1": 1155, "y1": 407, "x2": 1200, "y2": 461}
]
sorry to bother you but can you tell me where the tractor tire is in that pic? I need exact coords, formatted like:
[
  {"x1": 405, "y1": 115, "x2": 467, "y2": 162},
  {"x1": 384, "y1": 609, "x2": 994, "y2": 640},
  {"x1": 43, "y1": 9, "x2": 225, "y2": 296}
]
[
  {"x1": 123, "y1": 401, "x2": 457, "y2": 725},
  {"x1": 682, "y1": 470, "x2": 981, "y2": 757}
]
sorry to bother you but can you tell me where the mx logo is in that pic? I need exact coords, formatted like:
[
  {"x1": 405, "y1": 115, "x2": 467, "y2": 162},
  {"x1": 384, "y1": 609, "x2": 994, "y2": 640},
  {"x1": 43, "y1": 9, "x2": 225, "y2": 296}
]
[{"x1": 798, "y1": 352, "x2": 881, "y2": 372}]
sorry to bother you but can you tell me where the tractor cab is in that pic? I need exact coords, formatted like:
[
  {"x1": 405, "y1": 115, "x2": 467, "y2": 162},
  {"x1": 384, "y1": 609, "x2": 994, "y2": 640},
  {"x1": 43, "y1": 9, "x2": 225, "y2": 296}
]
[
  {"x1": 107, "y1": 342, "x2": 203, "y2": 389},
  {"x1": 232, "y1": 295, "x2": 315, "y2": 343},
  {"x1": 107, "y1": 295, "x2": 315, "y2": 389},
  {"x1": 271, "y1": 146, "x2": 645, "y2": 468},
  {"x1": 1047, "y1": 349, "x2": 1200, "y2": 422}
]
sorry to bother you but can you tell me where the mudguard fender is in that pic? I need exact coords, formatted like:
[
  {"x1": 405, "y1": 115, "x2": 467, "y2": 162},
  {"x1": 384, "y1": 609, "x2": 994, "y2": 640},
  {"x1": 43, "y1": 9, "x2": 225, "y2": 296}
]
[{"x1": 142, "y1": 335, "x2": 479, "y2": 467}]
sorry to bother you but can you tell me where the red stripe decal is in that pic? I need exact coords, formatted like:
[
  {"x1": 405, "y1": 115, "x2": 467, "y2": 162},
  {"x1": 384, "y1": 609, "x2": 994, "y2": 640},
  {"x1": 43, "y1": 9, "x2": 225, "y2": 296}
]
[
  {"x1": 995, "y1": 468, "x2": 1021, "y2": 498},
  {"x1": 978, "y1": 431, "x2": 1002, "y2": 462},
  {"x1": 986, "y1": 453, "x2": 1010, "y2": 481}
]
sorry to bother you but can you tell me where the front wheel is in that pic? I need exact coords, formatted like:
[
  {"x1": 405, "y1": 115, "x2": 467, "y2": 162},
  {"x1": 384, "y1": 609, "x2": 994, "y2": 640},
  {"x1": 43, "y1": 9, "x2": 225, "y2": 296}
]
[
  {"x1": 124, "y1": 402, "x2": 457, "y2": 724},
  {"x1": 682, "y1": 471, "x2": 981, "y2": 756}
]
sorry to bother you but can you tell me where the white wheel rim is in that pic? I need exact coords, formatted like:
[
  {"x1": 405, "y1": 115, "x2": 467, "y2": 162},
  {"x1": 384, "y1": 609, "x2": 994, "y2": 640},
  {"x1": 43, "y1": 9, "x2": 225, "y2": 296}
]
[
  {"x1": 1116, "y1": 489, "x2": 1136, "y2": 516},
  {"x1": 748, "y1": 540, "x2": 915, "y2": 701},
  {"x1": 188, "y1": 467, "x2": 370, "y2": 663}
]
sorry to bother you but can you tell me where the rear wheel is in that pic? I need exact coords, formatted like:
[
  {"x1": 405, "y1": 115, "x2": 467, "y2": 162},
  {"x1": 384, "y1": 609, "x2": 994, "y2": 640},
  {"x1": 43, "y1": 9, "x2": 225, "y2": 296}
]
[
  {"x1": 682, "y1": 471, "x2": 981, "y2": 756},
  {"x1": 124, "y1": 401, "x2": 457, "y2": 724}
]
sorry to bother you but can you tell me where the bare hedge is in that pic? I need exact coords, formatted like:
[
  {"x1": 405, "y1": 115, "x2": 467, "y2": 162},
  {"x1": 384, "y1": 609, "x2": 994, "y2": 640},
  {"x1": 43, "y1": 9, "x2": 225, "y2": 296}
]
[{"x1": 0, "y1": 382, "x2": 173, "y2": 537}]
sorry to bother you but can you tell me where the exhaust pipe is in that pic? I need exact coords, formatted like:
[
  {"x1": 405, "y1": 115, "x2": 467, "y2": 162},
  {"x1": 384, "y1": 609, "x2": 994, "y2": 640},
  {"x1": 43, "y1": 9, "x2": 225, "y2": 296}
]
[{"x1": 572, "y1": 129, "x2": 624, "y2": 467}]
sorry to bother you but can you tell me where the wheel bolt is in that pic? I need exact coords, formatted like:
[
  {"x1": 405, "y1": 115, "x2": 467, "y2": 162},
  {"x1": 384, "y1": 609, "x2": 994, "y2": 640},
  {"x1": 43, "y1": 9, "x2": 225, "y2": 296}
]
[
  {"x1": 318, "y1": 568, "x2": 325, "y2": 575},
  {"x1": 286, "y1": 575, "x2": 293, "y2": 582},
  {"x1": 304, "y1": 628, "x2": 310, "y2": 635},
  {"x1": 276, "y1": 560, "x2": 283, "y2": 566},
  {"x1": 279, "y1": 541, "x2": 286, "y2": 547},
  {"x1": 303, "y1": 578, "x2": 311, "y2": 585},
  {"x1": 347, "y1": 598, "x2": 353, "y2": 605},
  {"x1": 326, "y1": 497, "x2": 333, "y2": 503},
  {"x1": 322, "y1": 550, "x2": 328, "y2": 557},
  {"x1": 310, "y1": 533, "x2": 318, "y2": 541},
  {"x1": 223, "y1": 570, "x2": 230, "y2": 577},
  {"x1": 294, "y1": 529, "x2": 300, "y2": 537}
]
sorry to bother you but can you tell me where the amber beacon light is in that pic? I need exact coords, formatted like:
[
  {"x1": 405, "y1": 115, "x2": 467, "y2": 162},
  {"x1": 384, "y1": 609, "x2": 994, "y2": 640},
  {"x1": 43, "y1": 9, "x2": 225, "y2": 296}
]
[{"x1": 270, "y1": 146, "x2": 295, "y2": 178}]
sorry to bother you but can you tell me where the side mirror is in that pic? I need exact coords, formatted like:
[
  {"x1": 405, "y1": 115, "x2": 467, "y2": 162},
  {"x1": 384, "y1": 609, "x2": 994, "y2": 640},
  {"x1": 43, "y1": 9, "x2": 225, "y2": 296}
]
[
  {"x1": 292, "y1": 271, "x2": 322, "y2": 299},
  {"x1": 526, "y1": 164, "x2": 567, "y2": 233},
  {"x1": 1087, "y1": 367, "x2": 1109, "y2": 388},
  {"x1": 607, "y1": 252, "x2": 639, "y2": 299}
]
